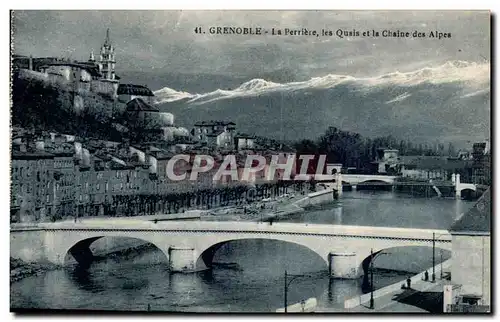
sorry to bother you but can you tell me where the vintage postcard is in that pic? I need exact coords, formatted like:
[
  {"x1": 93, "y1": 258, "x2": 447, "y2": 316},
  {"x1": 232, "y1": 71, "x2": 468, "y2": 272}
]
[{"x1": 10, "y1": 10, "x2": 491, "y2": 313}]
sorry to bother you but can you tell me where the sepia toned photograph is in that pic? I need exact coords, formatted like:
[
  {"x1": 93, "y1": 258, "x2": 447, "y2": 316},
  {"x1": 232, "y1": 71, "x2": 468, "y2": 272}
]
[{"x1": 9, "y1": 10, "x2": 491, "y2": 313}]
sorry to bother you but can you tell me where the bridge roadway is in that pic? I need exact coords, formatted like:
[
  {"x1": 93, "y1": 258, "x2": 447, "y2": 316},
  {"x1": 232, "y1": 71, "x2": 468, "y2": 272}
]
[{"x1": 11, "y1": 219, "x2": 451, "y2": 278}]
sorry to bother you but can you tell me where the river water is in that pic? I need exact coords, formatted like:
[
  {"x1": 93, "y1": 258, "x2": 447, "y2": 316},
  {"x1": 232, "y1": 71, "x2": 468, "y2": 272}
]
[{"x1": 11, "y1": 190, "x2": 474, "y2": 312}]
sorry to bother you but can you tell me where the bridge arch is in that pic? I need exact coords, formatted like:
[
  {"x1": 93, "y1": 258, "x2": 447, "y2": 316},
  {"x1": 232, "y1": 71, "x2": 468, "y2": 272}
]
[
  {"x1": 195, "y1": 237, "x2": 330, "y2": 271},
  {"x1": 50, "y1": 232, "x2": 170, "y2": 268},
  {"x1": 356, "y1": 179, "x2": 393, "y2": 186},
  {"x1": 341, "y1": 175, "x2": 396, "y2": 186},
  {"x1": 358, "y1": 244, "x2": 451, "y2": 285}
]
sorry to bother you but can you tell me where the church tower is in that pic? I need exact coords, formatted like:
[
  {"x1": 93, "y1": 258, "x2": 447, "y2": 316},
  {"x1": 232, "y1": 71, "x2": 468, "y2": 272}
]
[{"x1": 98, "y1": 28, "x2": 116, "y2": 80}]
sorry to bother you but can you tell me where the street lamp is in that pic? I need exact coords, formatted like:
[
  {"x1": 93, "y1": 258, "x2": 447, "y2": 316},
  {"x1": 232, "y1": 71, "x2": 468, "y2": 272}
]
[
  {"x1": 432, "y1": 232, "x2": 448, "y2": 283},
  {"x1": 283, "y1": 270, "x2": 318, "y2": 313},
  {"x1": 369, "y1": 249, "x2": 390, "y2": 310},
  {"x1": 440, "y1": 250, "x2": 443, "y2": 280}
]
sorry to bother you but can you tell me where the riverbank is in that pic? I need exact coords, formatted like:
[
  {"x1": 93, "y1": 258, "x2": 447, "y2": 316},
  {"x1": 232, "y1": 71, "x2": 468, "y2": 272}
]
[
  {"x1": 202, "y1": 187, "x2": 336, "y2": 222},
  {"x1": 10, "y1": 258, "x2": 61, "y2": 283},
  {"x1": 10, "y1": 241, "x2": 161, "y2": 284}
]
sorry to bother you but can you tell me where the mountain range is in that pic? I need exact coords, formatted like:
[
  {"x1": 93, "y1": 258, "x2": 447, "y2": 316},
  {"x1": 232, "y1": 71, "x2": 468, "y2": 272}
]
[{"x1": 150, "y1": 61, "x2": 490, "y2": 147}]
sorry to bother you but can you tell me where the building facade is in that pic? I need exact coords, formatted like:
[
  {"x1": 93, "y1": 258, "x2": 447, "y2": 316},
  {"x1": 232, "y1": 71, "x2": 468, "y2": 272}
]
[
  {"x1": 11, "y1": 148, "x2": 55, "y2": 223},
  {"x1": 447, "y1": 189, "x2": 491, "y2": 312},
  {"x1": 193, "y1": 121, "x2": 236, "y2": 149}
]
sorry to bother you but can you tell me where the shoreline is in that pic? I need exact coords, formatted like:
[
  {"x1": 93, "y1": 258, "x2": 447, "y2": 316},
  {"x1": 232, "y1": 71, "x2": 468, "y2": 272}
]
[
  {"x1": 10, "y1": 258, "x2": 61, "y2": 284},
  {"x1": 10, "y1": 242, "x2": 161, "y2": 284}
]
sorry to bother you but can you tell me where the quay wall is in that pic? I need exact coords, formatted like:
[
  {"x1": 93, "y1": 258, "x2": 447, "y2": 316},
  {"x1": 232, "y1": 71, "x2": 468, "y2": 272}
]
[{"x1": 293, "y1": 189, "x2": 335, "y2": 208}]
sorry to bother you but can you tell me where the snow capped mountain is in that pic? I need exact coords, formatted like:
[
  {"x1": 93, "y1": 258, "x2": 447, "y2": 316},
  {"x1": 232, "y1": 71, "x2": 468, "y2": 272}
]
[
  {"x1": 153, "y1": 61, "x2": 490, "y2": 144},
  {"x1": 153, "y1": 87, "x2": 196, "y2": 104},
  {"x1": 153, "y1": 61, "x2": 490, "y2": 106}
]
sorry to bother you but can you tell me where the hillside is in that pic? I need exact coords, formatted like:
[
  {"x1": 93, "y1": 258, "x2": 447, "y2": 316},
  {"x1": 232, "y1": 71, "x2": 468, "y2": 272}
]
[{"x1": 11, "y1": 71, "x2": 124, "y2": 141}]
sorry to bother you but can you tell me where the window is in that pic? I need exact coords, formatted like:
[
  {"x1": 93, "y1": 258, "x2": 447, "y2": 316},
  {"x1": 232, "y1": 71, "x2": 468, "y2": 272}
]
[
  {"x1": 19, "y1": 167, "x2": 23, "y2": 177},
  {"x1": 37, "y1": 171, "x2": 40, "y2": 182},
  {"x1": 96, "y1": 184, "x2": 100, "y2": 191},
  {"x1": 46, "y1": 195, "x2": 50, "y2": 203}
]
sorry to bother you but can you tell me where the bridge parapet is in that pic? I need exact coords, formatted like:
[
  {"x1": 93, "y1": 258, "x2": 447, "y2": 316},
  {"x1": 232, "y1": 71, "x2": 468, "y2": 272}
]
[{"x1": 315, "y1": 174, "x2": 398, "y2": 185}]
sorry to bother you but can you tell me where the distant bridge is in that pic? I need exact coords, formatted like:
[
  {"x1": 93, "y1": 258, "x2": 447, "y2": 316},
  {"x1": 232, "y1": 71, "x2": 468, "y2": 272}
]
[
  {"x1": 11, "y1": 220, "x2": 451, "y2": 279},
  {"x1": 316, "y1": 173, "x2": 476, "y2": 197}
]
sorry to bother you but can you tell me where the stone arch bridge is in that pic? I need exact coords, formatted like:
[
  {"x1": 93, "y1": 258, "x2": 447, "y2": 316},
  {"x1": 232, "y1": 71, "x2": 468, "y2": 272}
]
[{"x1": 11, "y1": 220, "x2": 451, "y2": 278}]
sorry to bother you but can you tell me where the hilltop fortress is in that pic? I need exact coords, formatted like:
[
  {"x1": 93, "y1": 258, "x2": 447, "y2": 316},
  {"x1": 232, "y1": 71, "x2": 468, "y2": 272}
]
[{"x1": 12, "y1": 29, "x2": 183, "y2": 142}]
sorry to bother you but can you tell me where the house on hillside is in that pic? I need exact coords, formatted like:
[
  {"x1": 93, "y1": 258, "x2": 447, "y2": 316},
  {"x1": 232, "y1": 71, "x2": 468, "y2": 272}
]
[
  {"x1": 192, "y1": 121, "x2": 236, "y2": 149},
  {"x1": 234, "y1": 133, "x2": 255, "y2": 150}
]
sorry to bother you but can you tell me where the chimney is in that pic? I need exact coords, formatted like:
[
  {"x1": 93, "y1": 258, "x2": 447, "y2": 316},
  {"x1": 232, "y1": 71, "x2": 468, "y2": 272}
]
[
  {"x1": 35, "y1": 140, "x2": 45, "y2": 151},
  {"x1": 28, "y1": 55, "x2": 33, "y2": 71}
]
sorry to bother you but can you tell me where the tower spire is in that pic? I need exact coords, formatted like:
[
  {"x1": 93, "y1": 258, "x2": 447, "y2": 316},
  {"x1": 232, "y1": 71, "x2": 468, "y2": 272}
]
[
  {"x1": 89, "y1": 49, "x2": 95, "y2": 62},
  {"x1": 104, "y1": 28, "x2": 111, "y2": 46},
  {"x1": 98, "y1": 28, "x2": 116, "y2": 82}
]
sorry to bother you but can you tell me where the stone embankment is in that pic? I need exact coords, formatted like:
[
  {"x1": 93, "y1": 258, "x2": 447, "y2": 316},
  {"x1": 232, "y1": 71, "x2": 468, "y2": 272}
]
[
  {"x1": 10, "y1": 242, "x2": 161, "y2": 284},
  {"x1": 10, "y1": 258, "x2": 61, "y2": 283}
]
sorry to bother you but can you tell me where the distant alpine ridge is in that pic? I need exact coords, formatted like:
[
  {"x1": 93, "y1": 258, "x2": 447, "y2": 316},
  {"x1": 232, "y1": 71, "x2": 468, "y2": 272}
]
[{"x1": 153, "y1": 61, "x2": 490, "y2": 146}]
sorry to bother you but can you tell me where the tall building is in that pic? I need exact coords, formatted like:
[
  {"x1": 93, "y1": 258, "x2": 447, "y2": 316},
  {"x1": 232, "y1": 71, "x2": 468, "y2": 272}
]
[
  {"x1": 471, "y1": 142, "x2": 491, "y2": 185},
  {"x1": 11, "y1": 147, "x2": 55, "y2": 223}
]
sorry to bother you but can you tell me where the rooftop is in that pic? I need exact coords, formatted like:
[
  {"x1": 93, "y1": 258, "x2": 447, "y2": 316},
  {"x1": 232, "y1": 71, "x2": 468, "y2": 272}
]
[
  {"x1": 118, "y1": 84, "x2": 154, "y2": 97},
  {"x1": 194, "y1": 120, "x2": 236, "y2": 127},
  {"x1": 235, "y1": 133, "x2": 255, "y2": 139},
  {"x1": 206, "y1": 129, "x2": 225, "y2": 137},
  {"x1": 12, "y1": 150, "x2": 55, "y2": 160},
  {"x1": 126, "y1": 98, "x2": 160, "y2": 112},
  {"x1": 449, "y1": 189, "x2": 491, "y2": 234}
]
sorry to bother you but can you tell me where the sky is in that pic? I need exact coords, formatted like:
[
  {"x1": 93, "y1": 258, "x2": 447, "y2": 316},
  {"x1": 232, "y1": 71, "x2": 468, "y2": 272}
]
[{"x1": 11, "y1": 10, "x2": 490, "y2": 80}]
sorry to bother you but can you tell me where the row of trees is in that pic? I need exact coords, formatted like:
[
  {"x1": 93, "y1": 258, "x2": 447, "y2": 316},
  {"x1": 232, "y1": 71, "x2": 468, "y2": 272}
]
[{"x1": 67, "y1": 180, "x2": 315, "y2": 220}]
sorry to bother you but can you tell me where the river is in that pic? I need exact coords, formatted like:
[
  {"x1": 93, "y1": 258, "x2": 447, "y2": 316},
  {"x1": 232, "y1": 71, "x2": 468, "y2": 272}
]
[{"x1": 10, "y1": 190, "x2": 475, "y2": 312}]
